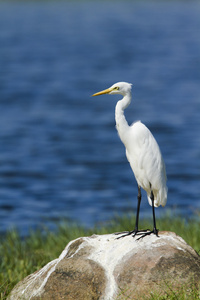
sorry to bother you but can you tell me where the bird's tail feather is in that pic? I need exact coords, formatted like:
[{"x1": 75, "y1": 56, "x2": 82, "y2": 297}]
[{"x1": 147, "y1": 187, "x2": 168, "y2": 207}]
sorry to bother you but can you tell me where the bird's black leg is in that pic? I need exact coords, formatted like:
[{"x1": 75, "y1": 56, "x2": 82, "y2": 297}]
[
  {"x1": 134, "y1": 185, "x2": 142, "y2": 233},
  {"x1": 136, "y1": 190, "x2": 159, "y2": 240},
  {"x1": 151, "y1": 191, "x2": 158, "y2": 236},
  {"x1": 115, "y1": 186, "x2": 149, "y2": 239}
]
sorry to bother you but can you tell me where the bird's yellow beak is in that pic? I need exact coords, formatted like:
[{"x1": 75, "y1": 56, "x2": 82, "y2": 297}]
[{"x1": 92, "y1": 87, "x2": 112, "y2": 97}]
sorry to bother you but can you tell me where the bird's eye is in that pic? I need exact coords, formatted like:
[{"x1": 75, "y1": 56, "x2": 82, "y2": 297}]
[{"x1": 114, "y1": 87, "x2": 119, "y2": 90}]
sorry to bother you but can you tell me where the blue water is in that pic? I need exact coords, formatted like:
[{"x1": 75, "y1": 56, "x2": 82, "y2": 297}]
[{"x1": 0, "y1": 1, "x2": 199, "y2": 235}]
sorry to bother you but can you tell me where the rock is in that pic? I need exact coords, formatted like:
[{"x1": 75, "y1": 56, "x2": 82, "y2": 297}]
[{"x1": 8, "y1": 231, "x2": 200, "y2": 300}]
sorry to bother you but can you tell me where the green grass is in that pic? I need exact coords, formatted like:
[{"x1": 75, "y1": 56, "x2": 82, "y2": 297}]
[{"x1": 0, "y1": 214, "x2": 200, "y2": 299}]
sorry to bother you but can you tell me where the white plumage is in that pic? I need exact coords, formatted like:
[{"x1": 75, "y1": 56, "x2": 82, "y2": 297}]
[
  {"x1": 125, "y1": 121, "x2": 167, "y2": 208},
  {"x1": 92, "y1": 82, "x2": 167, "y2": 239}
]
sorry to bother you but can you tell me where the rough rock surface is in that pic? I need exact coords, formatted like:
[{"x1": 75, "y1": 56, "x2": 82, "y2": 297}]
[{"x1": 8, "y1": 231, "x2": 200, "y2": 300}]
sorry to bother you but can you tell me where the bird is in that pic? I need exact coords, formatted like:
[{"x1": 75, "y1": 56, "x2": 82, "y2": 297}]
[{"x1": 92, "y1": 82, "x2": 167, "y2": 239}]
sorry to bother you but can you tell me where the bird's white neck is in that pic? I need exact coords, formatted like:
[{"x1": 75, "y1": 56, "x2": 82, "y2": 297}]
[{"x1": 115, "y1": 92, "x2": 131, "y2": 143}]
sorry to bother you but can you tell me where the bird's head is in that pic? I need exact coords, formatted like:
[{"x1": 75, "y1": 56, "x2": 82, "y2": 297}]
[{"x1": 92, "y1": 82, "x2": 132, "y2": 97}]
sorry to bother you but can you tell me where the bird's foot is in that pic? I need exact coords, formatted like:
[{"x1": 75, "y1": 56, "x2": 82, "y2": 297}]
[
  {"x1": 115, "y1": 229, "x2": 150, "y2": 240},
  {"x1": 135, "y1": 228, "x2": 159, "y2": 240}
]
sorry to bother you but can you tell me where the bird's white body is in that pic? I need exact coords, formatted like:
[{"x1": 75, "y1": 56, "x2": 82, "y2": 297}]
[
  {"x1": 93, "y1": 82, "x2": 167, "y2": 209},
  {"x1": 121, "y1": 121, "x2": 167, "y2": 207}
]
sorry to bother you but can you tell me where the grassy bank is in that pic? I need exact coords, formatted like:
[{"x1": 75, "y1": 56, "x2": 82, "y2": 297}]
[{"x1": 1, "y1": 215, "x2": 200, "y2": 299}]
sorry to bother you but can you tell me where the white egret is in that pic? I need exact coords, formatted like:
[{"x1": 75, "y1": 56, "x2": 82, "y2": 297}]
[{"x1": 92, "y1": 82, "x2": 167, "y2": 239}]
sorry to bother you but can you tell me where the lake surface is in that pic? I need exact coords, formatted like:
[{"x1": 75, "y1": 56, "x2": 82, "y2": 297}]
[{"x1": 0, "y1": 1, "x2": 199, "y2": 235}]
